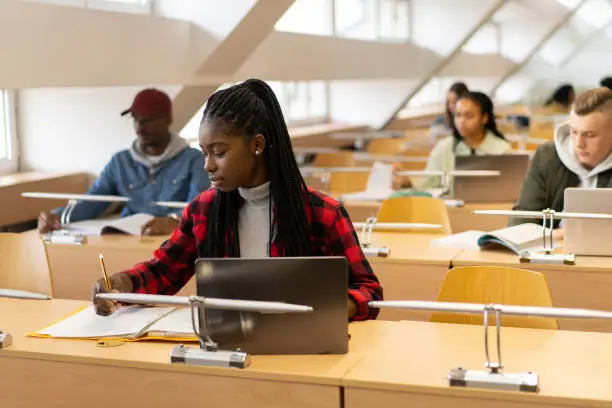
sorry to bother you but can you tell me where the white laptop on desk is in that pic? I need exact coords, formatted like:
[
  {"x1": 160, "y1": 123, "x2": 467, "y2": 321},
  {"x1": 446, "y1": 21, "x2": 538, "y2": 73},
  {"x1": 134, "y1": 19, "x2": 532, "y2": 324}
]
[{"x1": 564, "y1": 188, "x2": 612, "y2": 256}]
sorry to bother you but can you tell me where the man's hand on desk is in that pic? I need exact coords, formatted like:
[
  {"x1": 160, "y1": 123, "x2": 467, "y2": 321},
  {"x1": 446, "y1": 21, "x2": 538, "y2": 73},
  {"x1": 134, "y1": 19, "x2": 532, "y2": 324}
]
[
  {"x1": 37, "y1": 211, "x2": 61, "y2": 233},
  {"x1": 391, "y1": 163, "x2": 412, "y2": 190},
  {"x1": 140, "y1": 216, "x2": 180, "y2": 236},
  {"x1": 92, "y1": 273, "x2": 134, "y2": 316}
]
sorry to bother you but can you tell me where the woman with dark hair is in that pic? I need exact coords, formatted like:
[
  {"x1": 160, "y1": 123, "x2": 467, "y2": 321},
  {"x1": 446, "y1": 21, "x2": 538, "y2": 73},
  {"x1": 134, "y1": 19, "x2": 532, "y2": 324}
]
[
  {"x1": 92, "y1": 79, "x2": 382, "y2": 321},
  {"x1": 415, "y1": 91, "x2": 511, "y2": 189},
  {"x1": 430, "y1": 82, "x2": 469, "y2": 140},
  {"x1": 600, "y1": 77, "x2": 612, "y2": 90},
  {"x1": 544, "y1": 84, "x2": 575, "y2": 113}
]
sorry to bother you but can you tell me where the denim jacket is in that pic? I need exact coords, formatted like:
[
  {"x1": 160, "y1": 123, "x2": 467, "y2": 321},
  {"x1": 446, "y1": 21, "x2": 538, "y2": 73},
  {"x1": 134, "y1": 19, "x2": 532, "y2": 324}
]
[{"x1": 53, "y1": 146, "x2": 209, "y2": 222}]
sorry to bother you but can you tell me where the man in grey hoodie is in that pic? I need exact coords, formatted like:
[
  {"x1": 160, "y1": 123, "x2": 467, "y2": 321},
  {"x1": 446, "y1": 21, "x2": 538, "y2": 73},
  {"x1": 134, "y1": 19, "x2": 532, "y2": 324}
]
[{"x1": 510, "y1": 88, "x2": 612, "y2": 233}]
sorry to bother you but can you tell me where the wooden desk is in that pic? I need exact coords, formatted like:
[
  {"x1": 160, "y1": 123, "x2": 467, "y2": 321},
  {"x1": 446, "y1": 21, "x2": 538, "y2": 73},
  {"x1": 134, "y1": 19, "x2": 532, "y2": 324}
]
[
  {"x1": 0, "y1": 298, "x2": 377, "y2": 408},
  {"x1": 290, "y1": 123, "x2": 369, "y2": 148},
  {"x1": 27, "y1": 230, "x2": 457, "y2": 323},
  {"x1": 21, "y1": 231, "x2": 183, "y2": 300},
  {"x1": 0, "y1": 171, "x2": 89, "y2": 227},
  {"x1": 344, "y1": 320, "x2": 612, "y2": 408},
  {"x1": 447, "y1": 202, "x2": 512, "y2": 233},
  {"x1": 366, "y1": 233, "x2": 458, "y2": 322},
  {"x1": 343, "y1": 200, "x2": 513, "y2": 233},
  {"x1": 453, "y1": 249, "x2": 612, "y2": 333}
]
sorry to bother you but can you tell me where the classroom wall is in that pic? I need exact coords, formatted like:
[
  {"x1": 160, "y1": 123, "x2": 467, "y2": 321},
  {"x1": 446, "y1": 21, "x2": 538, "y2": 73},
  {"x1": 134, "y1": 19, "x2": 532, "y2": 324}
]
[
  {"x1": 410, "y1": 0, "x2": 500, "y2": 54},
  {"x1": 17, "y1": 86, "x2": 180, "y2": 174},
  {"x1": 236, "y1": 32, "x2": 441, "y2": 81},
  {"x1": 0, "y1": 0, "x2": 218, "y2": 88},
  {"x1": 329, "y1": 80, "x2": 420, "y2": 128}
]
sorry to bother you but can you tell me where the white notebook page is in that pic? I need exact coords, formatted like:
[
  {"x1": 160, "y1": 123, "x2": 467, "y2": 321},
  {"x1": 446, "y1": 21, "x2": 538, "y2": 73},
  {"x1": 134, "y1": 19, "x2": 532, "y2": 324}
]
[
  {"x1": 68, "y1": 213, "x2": 154, "y2": 236},
  {"x1": 37, "y1": 305, "x2": 176, "y2": 338},
  {"x1": 146, "y1": 307, "x2": 194, "y2": 336}
]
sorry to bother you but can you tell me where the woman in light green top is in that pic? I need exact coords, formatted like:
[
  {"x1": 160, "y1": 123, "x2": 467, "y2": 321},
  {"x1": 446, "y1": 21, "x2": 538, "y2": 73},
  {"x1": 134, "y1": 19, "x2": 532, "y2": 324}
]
[{"x1": 412, "y1": 91, "x2": 512, "y2": 190}]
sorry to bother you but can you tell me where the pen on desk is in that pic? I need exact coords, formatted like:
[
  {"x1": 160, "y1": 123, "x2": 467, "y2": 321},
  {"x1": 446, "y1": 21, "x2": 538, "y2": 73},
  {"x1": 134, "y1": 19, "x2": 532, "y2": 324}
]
[{"x1": 98, "y1": 253, "x2": 112, "y2": 292}]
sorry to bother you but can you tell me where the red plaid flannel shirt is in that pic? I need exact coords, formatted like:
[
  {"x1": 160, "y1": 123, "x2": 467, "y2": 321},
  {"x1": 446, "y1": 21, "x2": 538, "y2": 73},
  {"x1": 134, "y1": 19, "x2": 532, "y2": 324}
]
[{"x1": 123, "y1": 187, "x2": 383, "y2": 321}]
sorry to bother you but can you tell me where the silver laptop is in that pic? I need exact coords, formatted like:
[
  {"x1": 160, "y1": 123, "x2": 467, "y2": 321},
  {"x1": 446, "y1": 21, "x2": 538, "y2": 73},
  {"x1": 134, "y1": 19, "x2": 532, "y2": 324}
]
[
  {"x1": 564, "y1": 188, "x2": 612, "y2": 256},
  {"x1": 453, "y1": 154, "x2": 530, "y2": 203},
  {"x1": 194, "y1": 257, "x2": 349, "y2": 355}
]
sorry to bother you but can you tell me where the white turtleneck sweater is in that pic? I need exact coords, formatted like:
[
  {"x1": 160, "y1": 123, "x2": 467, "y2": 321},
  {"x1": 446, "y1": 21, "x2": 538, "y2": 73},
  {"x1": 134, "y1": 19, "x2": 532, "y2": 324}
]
[{"x1": 237, "y1": 182, "x2": 272, "y2": 258}]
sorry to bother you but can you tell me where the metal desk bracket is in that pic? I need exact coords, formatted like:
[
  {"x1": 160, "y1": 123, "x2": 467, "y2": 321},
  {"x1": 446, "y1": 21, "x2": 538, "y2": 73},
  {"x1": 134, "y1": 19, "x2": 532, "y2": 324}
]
[
  {"x1": 448, "y1": 304, "x2": 539, "y2": 393},
  {"x1": 519, "y1": 209, "x2": 575, "y2": 265},
  {"x1": 169, "y1": 296, "x2": 251, "y2": 369},
  {"x1": 43, "y1": 199, "x2": 87, "y2": 245},
  {"x1": 359, "y1": 217, "x2": 389, "y2": 257},
  {"x1": 0, "y1": 331, "x2": 13, "y2": 349}
]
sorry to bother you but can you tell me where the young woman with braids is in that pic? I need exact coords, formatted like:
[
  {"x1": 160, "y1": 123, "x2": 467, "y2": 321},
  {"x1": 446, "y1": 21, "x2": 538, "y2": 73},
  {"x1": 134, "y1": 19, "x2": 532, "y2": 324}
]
[
  {"x1": 397, "y1": 91, "x2": 511, "y2": 190},
  {"x1": 92, "y1": 79, "x2": 383, "y2": 321}
]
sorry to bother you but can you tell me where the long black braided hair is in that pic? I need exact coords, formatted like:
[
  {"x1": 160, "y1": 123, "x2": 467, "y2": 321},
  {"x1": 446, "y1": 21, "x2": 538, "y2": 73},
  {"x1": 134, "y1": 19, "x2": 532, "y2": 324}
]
[
  {"x1": 452, "y1": 91, "x2": 507, "y2": 151},
  {"x1": 200, "y1": 79, "x2": 311, "y2": 258}
]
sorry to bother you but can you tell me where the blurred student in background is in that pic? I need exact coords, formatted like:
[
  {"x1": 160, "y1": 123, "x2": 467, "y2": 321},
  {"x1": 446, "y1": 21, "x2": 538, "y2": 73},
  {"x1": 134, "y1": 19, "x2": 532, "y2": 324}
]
[
  {"x1": 600, "y1": 76, "x2": 612, "y2": 90},
  {"x1": 543, "y1": 84, "x2": 576, "y2": 114},
  {"x1": 396, "y1": 91, "x2": 510, "y2": 190},
  {"x1": 510, "y1": 87, "x2": 612, "y2": 237},
  {"x1": 429, "y1": 82, "x2": 469, "y2": 143},
  {"x1": 38, "y1": 88, "x2": 210, "y2": 236}
]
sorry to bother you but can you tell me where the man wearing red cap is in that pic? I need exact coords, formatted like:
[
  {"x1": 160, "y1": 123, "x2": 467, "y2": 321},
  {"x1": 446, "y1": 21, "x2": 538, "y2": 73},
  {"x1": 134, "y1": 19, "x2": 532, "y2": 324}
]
[{"x1": 38, "y1": 88, "x2": 210, "y2": 236}]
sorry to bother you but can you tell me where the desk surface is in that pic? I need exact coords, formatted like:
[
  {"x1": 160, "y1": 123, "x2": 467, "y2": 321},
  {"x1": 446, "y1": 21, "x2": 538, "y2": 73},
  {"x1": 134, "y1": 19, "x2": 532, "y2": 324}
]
[
  {"x1": 0, "y1": 171, "x2": 83, "y2": 187},
  {"x1": 344, "y1": 320, "x2": 612, "y2": 407},
  {"x1": 23, "y1": 229, "x2": 169, "y2": 250},
  {"x1": 0, "y1": 298, "x2": 376, "y2": 386},
  {"x1": 342, "y1": 200, "x2": 514, "y2": 234},
  {"x1": 6, "y1": 299, "x2": 612, "y2": 408},
  {"x1": 454, "y1": 246, "x2": 612, "y2": 273},
  {"x1": 0, "y1": 171, "x2": 89, "y2": 227},
  {"x1": 367, "y1": 232, "x2": 458, "y2": 265}
]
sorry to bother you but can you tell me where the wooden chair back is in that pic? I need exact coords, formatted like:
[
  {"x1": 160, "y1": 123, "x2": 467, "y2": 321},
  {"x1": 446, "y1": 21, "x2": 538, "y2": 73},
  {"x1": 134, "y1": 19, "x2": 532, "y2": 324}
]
[
  {"x1": 430, "y1": 266, "x2": 558, "y2": 329},
  {"x1": 376, "y1": 196, "x2": 452, "y2": 234},
  {"x1": 0, "y1": 233, "x2": 53, "y2": 296},
  {"x1": 312, "y1": 152, "x2": 356, "y2": 167}
]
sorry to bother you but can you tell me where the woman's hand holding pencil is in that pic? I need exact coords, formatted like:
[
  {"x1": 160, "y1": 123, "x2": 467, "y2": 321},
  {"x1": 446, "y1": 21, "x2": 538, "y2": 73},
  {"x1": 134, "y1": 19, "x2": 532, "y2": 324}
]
[{"x1": 92, "y1": 253, "x2": 134, "y2": 316}]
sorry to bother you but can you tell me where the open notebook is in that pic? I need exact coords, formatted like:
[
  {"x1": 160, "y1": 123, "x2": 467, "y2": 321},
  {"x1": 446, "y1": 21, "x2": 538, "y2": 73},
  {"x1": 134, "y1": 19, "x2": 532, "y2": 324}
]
[
  {"x1": 430, "y1": 223, "x2": 555, "y2": 255},
  {"x1": 32, "y1": 305, "x2": 197, "y2": 342},
  {"x1": 66, "y1": 213, "x2": 155, "y2": 236}
]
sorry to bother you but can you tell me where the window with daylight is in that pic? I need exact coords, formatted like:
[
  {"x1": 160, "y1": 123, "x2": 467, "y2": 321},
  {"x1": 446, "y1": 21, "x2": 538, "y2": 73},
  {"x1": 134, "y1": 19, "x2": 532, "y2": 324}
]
[
  {"x1": 378, "y1": 0, "x2": 410, "y2": 41},
  {"x1": 181, "y1": 82, "x2": 329, "y2": 143},
  {"x1": 280, "y1": 81, "x2": 329, "y2": 124},
  {"x1": 26, "y1": 0, "x2": 151, "y2": 14},
  {"x1": 0, "y1": 90, "x2": 13, "y2": 160},
  {"x1": 335, "y1": 0, "x2": 378, "y2": 40},
  {"x1": 463, "y1": 23, "x2": 500, "y2": 55},
  {"x1": 575, "y1": 0, "x2": 612, "y2": 29},
  {"x1": 275, "y1": 0, "x2": 333, "y2": 35}
]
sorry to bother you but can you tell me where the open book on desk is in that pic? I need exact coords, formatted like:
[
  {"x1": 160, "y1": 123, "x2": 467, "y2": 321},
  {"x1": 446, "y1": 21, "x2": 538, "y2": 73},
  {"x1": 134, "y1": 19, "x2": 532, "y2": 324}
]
[
  {"x1": 65, "y1": 213, "x2": 155, "y2": 236},
  {"x1": 31, "y1": 305, "x2": 197, "y2": 342},
  {"x1": 430, "y1": 223, "x2": 555, "y2": 255}
]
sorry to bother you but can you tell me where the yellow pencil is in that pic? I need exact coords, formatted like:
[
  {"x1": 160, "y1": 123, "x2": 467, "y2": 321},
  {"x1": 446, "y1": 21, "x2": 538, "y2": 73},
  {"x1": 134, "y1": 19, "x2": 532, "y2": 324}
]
[{"x1": 98, "y1": 253, "x2": 112, "y2": 292}]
